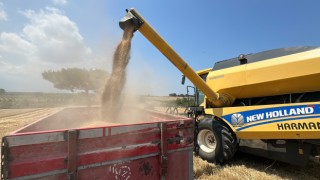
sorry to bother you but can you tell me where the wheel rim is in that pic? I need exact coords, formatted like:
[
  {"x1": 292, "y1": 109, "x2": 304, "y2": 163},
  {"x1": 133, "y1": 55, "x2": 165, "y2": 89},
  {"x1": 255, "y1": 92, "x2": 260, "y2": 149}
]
[{"x1": 197, "y1": 129, "x2": 216, "y2": 153}]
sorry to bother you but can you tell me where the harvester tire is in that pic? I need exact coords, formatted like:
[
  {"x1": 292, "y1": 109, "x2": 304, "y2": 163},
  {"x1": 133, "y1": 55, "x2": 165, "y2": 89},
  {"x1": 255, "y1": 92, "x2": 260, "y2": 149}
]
[{"x1": 197, "y1": 118, "x2": 237, "y2": 164}]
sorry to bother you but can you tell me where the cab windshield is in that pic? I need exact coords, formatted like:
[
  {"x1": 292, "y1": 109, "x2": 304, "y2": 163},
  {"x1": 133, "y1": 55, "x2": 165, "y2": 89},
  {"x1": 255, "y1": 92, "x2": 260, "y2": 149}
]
[{"x1": 196, "y1": 88, "x2": 205, "y2": 106}]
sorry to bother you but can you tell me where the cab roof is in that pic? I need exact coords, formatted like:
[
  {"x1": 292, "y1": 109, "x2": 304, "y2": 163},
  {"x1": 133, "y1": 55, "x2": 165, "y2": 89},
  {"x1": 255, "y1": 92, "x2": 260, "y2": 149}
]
[{"x1": 213, "y1": 46, "x2": 319, "y2": 71}]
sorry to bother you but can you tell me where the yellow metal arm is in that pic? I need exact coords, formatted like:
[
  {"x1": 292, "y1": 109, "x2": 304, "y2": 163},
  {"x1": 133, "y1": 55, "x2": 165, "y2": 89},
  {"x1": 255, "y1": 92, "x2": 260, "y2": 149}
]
[{"x1": 119, "y1": 8, "x2": 235, "y2": 107}]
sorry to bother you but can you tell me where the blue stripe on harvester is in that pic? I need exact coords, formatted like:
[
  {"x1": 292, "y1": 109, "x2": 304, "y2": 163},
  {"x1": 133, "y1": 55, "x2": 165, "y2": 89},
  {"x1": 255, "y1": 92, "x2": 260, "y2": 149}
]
[{"x1": 236, "y1": 115, "x2": 320, "y2": 131}]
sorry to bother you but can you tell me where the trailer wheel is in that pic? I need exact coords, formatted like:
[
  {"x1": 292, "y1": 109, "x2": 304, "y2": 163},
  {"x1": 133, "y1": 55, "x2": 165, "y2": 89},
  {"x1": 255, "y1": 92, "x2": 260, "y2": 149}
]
[{"x1": 197, "y1": 118, "x2": 237, "y2": 164}]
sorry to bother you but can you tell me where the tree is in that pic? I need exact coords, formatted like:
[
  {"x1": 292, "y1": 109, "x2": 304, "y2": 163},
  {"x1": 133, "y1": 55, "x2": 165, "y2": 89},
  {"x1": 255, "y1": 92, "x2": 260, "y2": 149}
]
[
  {"x1": 0, "y1": 88, "x2": 5, "y2": 94},
  {"x1": 42, "y1": 68, "x2": 109, "y2": 94}
]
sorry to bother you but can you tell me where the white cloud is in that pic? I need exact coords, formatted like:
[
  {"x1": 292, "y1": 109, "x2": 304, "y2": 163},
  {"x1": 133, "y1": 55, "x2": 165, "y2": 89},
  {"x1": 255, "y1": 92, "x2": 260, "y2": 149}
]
[
  {"x1": 52, "y1": 0, "x2": 68, "y2": 6},
  {"x1": 0, "y1": 32, "x2": 36, "y2": 67},
  {"x1": 0, "y1": 3, "x2": 8, "y2": 21},
  {"x1": 0, "y1": 32, "x2": 35, "y2": 56},
  {"x1": 0, "y1": 10, "x2": 8, "y2": 21},
  {"x1": 0, "y1": 7, "x2": 93, "y2": 91},
  {"x1": 21, "y1": 7, "x2": 91, "y2": 64}
]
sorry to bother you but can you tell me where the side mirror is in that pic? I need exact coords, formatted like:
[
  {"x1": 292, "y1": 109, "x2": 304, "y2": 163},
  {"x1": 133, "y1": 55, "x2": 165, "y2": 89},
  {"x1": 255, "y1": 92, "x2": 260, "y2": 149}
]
[{"x1": 181, "y1": 75, "x2": 185, "y2": 85}]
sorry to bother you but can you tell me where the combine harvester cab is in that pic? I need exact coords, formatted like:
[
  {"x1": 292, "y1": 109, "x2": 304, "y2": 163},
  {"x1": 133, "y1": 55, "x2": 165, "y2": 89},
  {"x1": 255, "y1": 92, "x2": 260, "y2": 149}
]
[{"x1": 1, "y1": 107, "x2": 194, "y2": 180}]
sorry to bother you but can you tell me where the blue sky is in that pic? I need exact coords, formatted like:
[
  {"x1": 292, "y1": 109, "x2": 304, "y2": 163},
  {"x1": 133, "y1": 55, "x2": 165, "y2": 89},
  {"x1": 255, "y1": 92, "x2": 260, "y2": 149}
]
[{"x1": 1, "y1": 1, "x2": 320, "y2": 95}]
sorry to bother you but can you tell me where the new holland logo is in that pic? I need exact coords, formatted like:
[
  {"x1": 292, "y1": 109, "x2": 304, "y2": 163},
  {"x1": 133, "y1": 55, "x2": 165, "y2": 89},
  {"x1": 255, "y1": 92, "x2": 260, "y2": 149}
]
[{"x1": 231, "y1": 113, "x2": 244, "y2": 125}]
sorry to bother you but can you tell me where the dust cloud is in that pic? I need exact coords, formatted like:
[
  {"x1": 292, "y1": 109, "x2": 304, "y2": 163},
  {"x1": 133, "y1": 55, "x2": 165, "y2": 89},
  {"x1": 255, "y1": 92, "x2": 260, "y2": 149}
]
[
  {"x1": 100, "y1": 25, "x2": 140, "y2": 122},
  {"x1": 101, "y1": 27, "x2": 149, "y2": 123}
]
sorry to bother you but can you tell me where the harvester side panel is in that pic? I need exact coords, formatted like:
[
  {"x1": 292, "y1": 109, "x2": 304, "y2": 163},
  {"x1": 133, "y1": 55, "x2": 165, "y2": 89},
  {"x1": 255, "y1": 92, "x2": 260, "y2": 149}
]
[
  {"x1": 206, "y1": 102, "x2": 320, "y2": 139},
  {"x1": 207, "y1": 48, "x2": 320, "y2": 99}
]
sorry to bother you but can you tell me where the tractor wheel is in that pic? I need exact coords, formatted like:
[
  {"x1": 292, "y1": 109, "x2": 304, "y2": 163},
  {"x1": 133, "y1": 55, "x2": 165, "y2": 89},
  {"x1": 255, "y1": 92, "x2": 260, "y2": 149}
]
[{"x1": 197, "y1": 118, "x2": 237, "y2": 164}]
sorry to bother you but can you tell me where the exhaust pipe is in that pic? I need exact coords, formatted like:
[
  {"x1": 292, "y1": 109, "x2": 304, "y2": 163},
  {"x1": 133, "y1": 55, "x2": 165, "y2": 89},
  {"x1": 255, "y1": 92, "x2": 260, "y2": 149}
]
[{"x1": 119, "y1": 8, "x2": 235, "y2": 107}]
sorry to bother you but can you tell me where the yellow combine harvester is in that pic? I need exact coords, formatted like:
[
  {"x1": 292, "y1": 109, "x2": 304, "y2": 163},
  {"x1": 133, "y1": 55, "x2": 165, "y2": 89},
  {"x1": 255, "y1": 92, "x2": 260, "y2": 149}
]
[{"x1": 120, "y1": 8, "x2": 320, "y2": 165}]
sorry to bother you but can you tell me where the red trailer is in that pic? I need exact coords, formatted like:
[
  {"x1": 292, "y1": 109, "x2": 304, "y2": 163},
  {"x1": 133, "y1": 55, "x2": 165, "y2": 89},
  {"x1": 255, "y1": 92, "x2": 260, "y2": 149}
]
[{"x1": 1, "y1": 107, "x2": 194, "y2": 180}]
